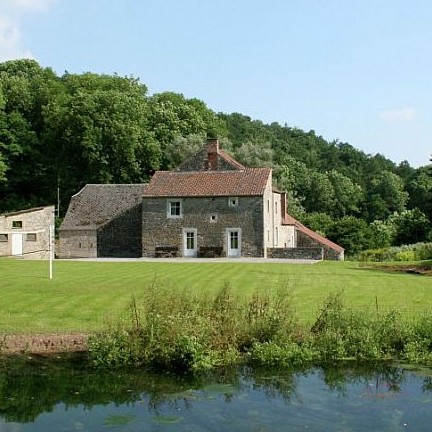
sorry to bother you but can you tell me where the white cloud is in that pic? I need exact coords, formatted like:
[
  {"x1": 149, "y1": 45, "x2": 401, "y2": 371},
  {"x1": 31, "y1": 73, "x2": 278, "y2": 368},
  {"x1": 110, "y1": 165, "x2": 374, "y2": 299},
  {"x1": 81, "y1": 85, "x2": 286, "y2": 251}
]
[
  {"x1": 379, "y1": 107, "x2": 416, "y2": 122},
  {"x1": 0, "y1": 15, "x2": 33, "y2": 61},
  {"x1": 2, "y1": 0, "x2": 56, "y2": 12},
  {"x1": 0, "y1": 0, "x2": 57, "y2": 62}
]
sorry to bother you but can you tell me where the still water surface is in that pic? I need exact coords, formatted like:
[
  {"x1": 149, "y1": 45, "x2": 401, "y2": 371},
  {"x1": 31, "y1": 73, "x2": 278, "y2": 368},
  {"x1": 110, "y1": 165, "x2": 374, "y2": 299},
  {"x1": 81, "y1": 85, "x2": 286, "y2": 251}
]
[{"x1": 0, "y1": 354, "x2": 431, "y2": 431}]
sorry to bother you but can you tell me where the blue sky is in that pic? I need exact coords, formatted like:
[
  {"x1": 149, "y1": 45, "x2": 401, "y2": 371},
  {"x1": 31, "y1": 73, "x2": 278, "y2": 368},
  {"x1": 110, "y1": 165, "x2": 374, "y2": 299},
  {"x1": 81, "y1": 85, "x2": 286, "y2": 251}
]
[{"x1": 0, "y1": 0, "x2": 431, "y2": 167}]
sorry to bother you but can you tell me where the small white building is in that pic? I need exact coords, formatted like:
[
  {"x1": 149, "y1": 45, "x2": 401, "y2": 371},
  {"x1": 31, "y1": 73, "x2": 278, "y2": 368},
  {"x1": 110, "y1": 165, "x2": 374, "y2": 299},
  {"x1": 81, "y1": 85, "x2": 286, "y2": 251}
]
[{"x1": 0, "y1": 206, "x2": 55, "y2": 259}]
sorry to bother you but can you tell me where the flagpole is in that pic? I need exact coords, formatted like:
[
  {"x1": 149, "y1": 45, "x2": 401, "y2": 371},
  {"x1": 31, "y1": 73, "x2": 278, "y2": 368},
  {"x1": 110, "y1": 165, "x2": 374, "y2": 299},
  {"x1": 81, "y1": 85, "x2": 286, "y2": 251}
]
[{"x1": 49, "y1": 225, "x2": 53, "y2": 280}]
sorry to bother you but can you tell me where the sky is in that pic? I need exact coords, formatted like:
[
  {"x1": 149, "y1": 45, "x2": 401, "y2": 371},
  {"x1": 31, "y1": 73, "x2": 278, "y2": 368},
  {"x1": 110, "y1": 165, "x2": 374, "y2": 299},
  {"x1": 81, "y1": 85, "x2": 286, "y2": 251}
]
[{"x1": 0, "y1": 0, "x2": 431, "y2": 168}]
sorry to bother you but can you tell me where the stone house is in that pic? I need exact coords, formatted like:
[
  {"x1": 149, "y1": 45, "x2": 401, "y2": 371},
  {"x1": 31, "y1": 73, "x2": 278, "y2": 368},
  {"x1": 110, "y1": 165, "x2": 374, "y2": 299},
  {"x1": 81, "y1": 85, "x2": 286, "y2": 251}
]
[
  {"x1": 0, "y1": 206, "x2": 55, "y2": 259},
  {"x1": 59, "y1": 140, "x2": 344, "y2": 260},
  {"x1": 142, "y1": 139, "x2": 343, "y2": 260},
  {"x1": 58, "y1": 184, "x2": 146, "y2": 258}
]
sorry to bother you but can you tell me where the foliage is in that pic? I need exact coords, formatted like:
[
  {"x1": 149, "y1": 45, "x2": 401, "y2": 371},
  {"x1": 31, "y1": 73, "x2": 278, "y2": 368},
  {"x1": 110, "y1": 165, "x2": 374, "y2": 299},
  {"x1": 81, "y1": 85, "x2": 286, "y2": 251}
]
[
  {"x1": 299, "y1": 212, "x2": 334, "y2": 236},
  {"x1": 366, "y1": 171, "x2": 409, "y2": 220},
  {"x1": 232, "y1": 140, "x2": 273, "y2": 167},
  {"x1": 163, "y1": 133, "x2": 206, "y2": 169},
  {"x1": 88, "y1": 282, "x2": 297, "y2": 372},
  {"x1": 358, "y1": 242, "x2": 432, "y2": 262},
  {"x1": 388, "y1": 209, "x2": 432, "y2": 245},
  {"x1": 326, "y1": 216, "x2": 373, "y2": 255},
  {"x1": 89, "y1": 289, "x2": 432, "y2": 372}
]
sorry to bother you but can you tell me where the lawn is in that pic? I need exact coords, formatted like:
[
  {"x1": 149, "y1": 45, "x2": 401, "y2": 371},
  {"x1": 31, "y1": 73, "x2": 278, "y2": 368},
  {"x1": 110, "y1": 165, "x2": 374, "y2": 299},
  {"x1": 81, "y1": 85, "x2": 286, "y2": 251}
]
[{"x1": 0, "y1": 258, "x2": 430, "y2": 333}]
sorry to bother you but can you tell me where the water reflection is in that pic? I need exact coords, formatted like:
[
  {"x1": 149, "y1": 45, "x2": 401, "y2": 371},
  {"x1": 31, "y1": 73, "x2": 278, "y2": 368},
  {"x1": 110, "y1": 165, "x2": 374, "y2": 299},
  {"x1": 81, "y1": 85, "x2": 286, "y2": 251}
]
[{"x1": 0, "y1": 354, "x2": 431, "y2": 431}]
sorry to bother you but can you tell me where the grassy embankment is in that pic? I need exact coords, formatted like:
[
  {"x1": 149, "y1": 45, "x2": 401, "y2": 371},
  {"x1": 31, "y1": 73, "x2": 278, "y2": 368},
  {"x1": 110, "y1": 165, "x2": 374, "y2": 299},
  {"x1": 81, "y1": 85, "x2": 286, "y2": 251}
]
[{"x1": 0, "y1": 258, "x2": 430, "y2": 333}]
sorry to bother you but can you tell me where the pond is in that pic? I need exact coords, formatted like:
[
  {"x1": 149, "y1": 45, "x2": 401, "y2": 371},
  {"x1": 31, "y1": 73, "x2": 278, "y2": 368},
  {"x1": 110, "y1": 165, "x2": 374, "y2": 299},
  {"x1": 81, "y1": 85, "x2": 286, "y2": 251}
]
[{"x1": 0, "y1": 354, "x2": 431, "y2": 431}]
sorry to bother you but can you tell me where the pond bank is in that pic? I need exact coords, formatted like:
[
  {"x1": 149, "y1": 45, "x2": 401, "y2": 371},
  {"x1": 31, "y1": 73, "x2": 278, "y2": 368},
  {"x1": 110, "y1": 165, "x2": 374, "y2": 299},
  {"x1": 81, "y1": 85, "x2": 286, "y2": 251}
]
[{"x1": 1, "y1": 333, "x2": 88, "y2": 354}]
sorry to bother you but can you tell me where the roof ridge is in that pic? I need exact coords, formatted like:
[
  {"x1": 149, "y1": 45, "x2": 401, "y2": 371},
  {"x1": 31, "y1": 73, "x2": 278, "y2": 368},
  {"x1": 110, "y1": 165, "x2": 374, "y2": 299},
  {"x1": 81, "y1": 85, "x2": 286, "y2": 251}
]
[{"x1": 218, "y1": 149, "x2": 246, "y2": 170}]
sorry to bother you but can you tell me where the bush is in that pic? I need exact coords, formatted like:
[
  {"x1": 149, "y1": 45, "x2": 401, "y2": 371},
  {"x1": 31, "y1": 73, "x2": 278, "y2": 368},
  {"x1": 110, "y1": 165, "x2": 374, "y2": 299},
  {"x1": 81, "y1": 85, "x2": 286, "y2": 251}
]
[
  {"x1": 249, "y1": 340, "x2": 316, "y2": 368},
  {"x1": 358, "y1": 242, "x2": 432, "y2": 262},
  {"x1": 89, "y1": 287, "x2": 432, "y2": 372},
  {"x1": 89, "y1": 282, "x2": 298, "y2": 372}
]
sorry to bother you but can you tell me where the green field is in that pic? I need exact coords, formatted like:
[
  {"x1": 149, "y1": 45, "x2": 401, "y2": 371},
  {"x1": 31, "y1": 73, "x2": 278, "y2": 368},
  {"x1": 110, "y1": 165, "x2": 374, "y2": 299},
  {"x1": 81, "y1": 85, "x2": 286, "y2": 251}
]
[{"x1": 0, "y1": 259, "x2": 430, "y2": 333}]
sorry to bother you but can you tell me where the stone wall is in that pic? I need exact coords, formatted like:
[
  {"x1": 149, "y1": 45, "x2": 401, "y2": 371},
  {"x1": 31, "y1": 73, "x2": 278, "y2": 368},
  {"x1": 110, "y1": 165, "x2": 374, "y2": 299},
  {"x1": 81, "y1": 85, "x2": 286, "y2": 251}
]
[
  {"x1": 0, "y1": 206, "x2": 54, "y2": 259},
  {"x1": 297, "y1": 230, "x2": 344, "y2": 261},
  {"x1": 58, "y1": 229, "x2": 97, "y2": 258},
  {"x1": 97, "y1": 204, "x2": 142, "y2": 257},
  {"x1": 142, "y1": 195, "x2": 265, "y2": 257},
  {"x1": 267, "y1": 247, "x2": 323, "y2": 260}
]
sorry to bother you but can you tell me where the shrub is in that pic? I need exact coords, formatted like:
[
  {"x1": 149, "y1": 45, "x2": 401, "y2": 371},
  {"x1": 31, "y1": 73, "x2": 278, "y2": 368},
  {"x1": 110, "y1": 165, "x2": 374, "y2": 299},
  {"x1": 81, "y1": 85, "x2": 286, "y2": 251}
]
[
  {"x1": 358, "y1": 242, "x2": 432, "y2": 262},
  {"x1": 88, "y1": 328, "x2": 141, "y2": 368},
  {"x1": 249, "y1": 340, "x2": 316, "y2": 368},
  {"x1": 89, "y1": 282, "x2": 299, "y2": 372},
  {"x1": 89, "y1": 287, "x2": 432, "y2": 372}
]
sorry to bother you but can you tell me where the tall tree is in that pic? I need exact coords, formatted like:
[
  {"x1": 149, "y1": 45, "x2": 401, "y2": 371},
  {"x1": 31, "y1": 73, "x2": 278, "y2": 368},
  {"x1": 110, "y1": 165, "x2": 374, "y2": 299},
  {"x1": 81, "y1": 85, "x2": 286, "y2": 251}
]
[
  {"x1": 327, "y1": 169, "x2": 363, "y2": 217},
  {"x1": 148, "y1": 92, "x2": 224, "y2": 166},
  {"x1": 44, "y1": 72, "x2": 160, "y2": 199},
  {"x1": 366, "y1": 171, "x2": 408, "y2": 221},
  {"x1": 233, "y1": 140, "x2": 273, "y2": 167}
]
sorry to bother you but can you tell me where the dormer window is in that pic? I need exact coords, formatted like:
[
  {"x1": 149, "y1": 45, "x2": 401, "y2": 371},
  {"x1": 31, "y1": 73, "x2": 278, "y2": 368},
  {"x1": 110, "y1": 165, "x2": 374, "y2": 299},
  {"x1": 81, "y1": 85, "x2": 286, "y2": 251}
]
[{"x1": 228, "y1": 197, "x2": 238, "y2": 207}]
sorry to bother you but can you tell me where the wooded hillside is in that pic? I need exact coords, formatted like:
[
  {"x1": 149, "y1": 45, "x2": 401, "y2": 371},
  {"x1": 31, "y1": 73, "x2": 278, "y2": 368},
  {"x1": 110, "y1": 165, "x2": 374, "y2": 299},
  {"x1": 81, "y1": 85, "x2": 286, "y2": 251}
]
[{"x1": 0, "y1": 60, "x2": 431, "y2": 254}]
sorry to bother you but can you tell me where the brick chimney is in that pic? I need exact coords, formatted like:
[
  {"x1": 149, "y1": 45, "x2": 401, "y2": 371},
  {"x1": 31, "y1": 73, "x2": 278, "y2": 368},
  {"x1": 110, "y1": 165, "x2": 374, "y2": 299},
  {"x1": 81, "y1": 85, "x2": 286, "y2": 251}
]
[{"x1": 205, "y1": 138, "x2": 219, "y2": 170}]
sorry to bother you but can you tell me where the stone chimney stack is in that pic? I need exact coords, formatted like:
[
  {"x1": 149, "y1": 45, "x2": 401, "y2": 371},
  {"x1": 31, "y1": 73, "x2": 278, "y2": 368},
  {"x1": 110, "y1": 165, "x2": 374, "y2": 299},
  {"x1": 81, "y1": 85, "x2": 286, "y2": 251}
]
[{"x1": 205, "y1": 138, "x2": 219, "y2": 170}]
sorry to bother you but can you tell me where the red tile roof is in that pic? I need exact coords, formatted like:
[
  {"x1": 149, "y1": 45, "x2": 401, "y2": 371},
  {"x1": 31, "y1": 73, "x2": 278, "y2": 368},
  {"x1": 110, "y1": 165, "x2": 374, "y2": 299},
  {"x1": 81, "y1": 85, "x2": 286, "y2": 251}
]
[
  {"x1": 143, "y1": 168, "x2": 271, "y2": 197},
  {"x1": 282, "y1": 214, "x2": 344, "y2": 253}
]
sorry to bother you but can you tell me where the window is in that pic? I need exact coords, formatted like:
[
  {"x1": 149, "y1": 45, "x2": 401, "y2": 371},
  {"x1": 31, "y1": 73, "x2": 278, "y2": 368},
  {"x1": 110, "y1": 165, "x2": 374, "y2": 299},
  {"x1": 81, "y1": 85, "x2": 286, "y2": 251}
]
[
  {"x1": 210, "y1": 213, "x2": 218, "y2": 223},
  {"x1": 0, "y1": 234, "x2": 8, "y2": 242},
  {"x1": 228, "y1": 197, "x2": 238, "y2": 207},
  {"x1": 275, "y1": 201, "x2": 278, "y2": 214},
  {"x1": 26, "y1": 233, "x2": 37, "y2": 242},
  {"x1": 275, "y1": 227, "x2": 279, "y2": 245},
  {"x1": 167, "y1": 200, "x2": 182, "y2": 218},
  {"x1": 186, "y1": 231, "x2": 195, "y2": 249},
  {"x1": 230, "y1": 231, "x2": 239, "y2": 249},
  {"x1": 267, "y1": 200, "x2": 270, "y2": 213},
  {"x1": 12, "y1": 221, "x2": 22, "y2": 229}
]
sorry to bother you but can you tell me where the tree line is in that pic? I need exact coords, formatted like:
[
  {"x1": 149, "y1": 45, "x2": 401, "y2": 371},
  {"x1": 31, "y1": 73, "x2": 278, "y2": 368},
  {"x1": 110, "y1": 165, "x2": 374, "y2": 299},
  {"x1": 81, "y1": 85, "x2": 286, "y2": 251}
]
[{"x1": 0, "y1": 59, "x2": 431, "y2": 254}]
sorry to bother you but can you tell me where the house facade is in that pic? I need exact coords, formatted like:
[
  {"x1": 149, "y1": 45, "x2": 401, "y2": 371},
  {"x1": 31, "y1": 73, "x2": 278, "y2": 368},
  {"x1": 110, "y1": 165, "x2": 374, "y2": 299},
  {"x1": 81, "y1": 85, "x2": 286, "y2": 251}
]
[{"x1": 0, "y1": 206, "x2": 55, "y2": 259}]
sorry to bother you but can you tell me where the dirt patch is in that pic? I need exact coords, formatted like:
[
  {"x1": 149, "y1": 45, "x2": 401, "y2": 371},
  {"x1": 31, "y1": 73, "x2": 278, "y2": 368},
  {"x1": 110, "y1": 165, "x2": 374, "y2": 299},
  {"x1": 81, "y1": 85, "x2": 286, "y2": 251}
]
[
  {"x1": 0, "y1": 333, "x2": 89, "y2": 354},
  {"x1": 376, "y1": 264, "x2": 432, "y2": 276}
]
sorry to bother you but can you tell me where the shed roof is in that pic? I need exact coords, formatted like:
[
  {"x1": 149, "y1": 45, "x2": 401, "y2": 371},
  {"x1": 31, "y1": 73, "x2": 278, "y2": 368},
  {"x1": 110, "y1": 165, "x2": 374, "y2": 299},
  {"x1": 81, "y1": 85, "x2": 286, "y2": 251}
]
[
  {"x1": 0, "y1": 206, "x2": 54, "y2": 217},
  {"x1": 60, "y1": 184, "x2": 147, "y2": 230},
  {"x1": 282, "y1": 215, "x2": 344, "y2": 253},
  {"x1": 143, "y1": 168, "x2": 271, "y2": 197}
]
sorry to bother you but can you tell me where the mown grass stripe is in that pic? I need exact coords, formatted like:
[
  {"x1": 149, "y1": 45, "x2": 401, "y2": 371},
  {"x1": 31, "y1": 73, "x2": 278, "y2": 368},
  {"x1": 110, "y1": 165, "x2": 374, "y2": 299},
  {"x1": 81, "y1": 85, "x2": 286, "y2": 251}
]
[{"x1": 0, "y1": 259, "x2": 431, "y2": 333}]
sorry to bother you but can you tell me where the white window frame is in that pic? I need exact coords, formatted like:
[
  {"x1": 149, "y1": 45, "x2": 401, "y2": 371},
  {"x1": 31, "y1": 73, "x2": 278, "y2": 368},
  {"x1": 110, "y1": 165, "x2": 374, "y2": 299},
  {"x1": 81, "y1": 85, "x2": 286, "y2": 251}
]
[
  {"x1": 167, "y1": 199, "x2": 183, "y2": 219},
  {"x1": 227, "y1": 228, "x2": 242, "y2": 257}
]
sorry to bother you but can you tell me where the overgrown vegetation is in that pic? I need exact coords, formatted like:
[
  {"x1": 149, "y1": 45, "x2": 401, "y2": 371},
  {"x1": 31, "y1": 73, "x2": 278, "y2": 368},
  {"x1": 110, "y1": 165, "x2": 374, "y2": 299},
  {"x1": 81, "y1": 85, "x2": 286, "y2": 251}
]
[
  {"x1": 88, "y1": 286, "x2": 432, "y2": 373},
  {"x1": 358, "y1": 242, "x2": 432, "y2": 262}
]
